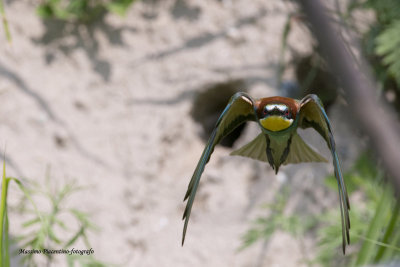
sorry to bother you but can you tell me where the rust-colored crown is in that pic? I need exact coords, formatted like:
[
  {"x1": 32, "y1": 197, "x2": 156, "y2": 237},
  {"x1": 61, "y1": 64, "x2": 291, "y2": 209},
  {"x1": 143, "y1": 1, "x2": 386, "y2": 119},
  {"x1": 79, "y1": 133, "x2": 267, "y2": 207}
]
[{"x1": 255, "y1": 96, "x2": 300, "y2": 119}]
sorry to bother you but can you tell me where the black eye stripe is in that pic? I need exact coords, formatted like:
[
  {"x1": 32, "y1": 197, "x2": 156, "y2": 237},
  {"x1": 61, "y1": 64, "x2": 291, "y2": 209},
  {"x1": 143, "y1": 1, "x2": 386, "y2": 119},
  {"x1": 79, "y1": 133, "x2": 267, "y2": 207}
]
[{"x1": 262, "y1": 104, "x2": 293, "y2": 119}]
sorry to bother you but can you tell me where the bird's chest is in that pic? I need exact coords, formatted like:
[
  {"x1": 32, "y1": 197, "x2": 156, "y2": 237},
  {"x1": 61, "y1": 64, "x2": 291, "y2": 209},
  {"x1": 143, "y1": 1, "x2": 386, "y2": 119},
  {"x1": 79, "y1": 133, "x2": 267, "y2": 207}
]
[{"x1": 267, "y1": 134, "x2": 292, "y2": 159}]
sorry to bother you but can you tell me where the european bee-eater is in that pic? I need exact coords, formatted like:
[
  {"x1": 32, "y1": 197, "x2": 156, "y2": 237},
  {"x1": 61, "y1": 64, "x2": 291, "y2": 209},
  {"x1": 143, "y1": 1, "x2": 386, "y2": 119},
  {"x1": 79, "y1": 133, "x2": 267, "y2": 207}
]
[{"x1": 181, "y1": 92, "x2": 350, "y2": 253}]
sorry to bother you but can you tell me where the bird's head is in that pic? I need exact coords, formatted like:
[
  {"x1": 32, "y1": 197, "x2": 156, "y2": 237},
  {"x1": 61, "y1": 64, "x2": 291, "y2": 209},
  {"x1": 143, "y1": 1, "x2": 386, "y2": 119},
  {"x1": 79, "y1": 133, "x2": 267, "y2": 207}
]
[{"x1": 257, "y1": 97, "x2": 298, "y2": 132}]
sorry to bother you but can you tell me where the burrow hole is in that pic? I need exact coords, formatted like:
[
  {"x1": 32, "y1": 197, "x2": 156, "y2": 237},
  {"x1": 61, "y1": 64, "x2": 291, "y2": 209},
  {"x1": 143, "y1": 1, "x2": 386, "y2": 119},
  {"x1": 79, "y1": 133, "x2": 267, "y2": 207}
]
[{"x1": 191, "y1": 79, "x2": 247, "y2": 148}]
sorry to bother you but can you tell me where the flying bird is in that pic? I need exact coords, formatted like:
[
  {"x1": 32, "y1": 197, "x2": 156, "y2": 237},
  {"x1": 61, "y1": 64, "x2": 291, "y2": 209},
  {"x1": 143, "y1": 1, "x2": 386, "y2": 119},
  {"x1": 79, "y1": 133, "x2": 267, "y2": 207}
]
[{"x1": 182, "y1": 92, "x2": 350, "y2": 253}]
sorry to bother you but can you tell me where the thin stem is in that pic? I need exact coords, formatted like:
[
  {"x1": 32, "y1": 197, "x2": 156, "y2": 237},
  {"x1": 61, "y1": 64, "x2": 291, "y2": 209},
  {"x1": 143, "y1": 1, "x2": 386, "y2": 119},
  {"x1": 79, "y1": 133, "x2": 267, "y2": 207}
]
[
  {"x1": 0, "y1": 0, "x2": 11, "y2": 42},
  {"x1": 0, "y1": 161, "x2": 9, "y2": 266}
]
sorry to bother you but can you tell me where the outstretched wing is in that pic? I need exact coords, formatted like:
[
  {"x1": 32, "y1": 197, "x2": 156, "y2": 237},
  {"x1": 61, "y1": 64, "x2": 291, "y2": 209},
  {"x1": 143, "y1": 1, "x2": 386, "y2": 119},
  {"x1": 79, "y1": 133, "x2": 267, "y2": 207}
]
[
  {"x1": 182, "y1": 92, "x2": 257, "y2": 245},
  {"x1": 298, "y1": 94, "x2": 350, "y2": 254}
]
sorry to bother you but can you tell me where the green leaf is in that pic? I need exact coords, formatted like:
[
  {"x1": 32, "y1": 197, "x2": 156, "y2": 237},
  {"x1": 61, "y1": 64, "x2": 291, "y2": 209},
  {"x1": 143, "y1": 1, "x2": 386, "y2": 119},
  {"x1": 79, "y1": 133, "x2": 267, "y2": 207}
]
[
  {"x1": 353, "y1": 234, "x2": 400, "y2": 253},
  {"x1": 355, "y1": 184, "x2": 393, "y2": 266},
  {"x1": 363, "y1": 0, "x2": 400, "y2": 25},
  {"x1": 375, "y1": 20, "x2": 400, "y2": 85},
  {"x1": 7, "y1": 177, "x2": 42, "y2": 222},
  {"x1": 64, "y1": 227, "x2": 84, "y2": 248},
  {"x1": 69, "y1": 208, "x2": 98, "y2": 230},
  {"x1": 0, "y1": 0, "x2": 11, "y2": 42},
  {"x1": 36, "y1": 4, "x2": 55, "y2": 19},
  {"x1": 106, "y1": 0, "x2": 137, "y2": 16},
  {"x1": 1, "y1": 160, "x2": 10, "y2": 267},
  {"x1": 374, "y1": 202, "x2": 400, "y2": 262},
  {"x1": 55, "y1": 218, "x2": 69, "y2": 231},
  {"x1": 4, "y1": 209, "x2": 9, "y2": 267},
  {"x1": 48, "y1": 227, "x2": 62, "y2": 244},
  {"x1": 22, "y1": 217, "x2": 41, "y2": 228},
  {"x1": 382, "y1": 230, "x2": 400, "y2": 261}
]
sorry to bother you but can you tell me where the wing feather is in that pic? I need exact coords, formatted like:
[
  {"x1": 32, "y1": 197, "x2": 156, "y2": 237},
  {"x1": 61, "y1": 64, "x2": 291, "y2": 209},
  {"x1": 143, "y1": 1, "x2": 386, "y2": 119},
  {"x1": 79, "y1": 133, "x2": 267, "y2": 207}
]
[
  {"x1": 283, "y1": 133, "x2": 328, "y2": 165},
  {"x1": 182, "y1": 92, "x2": 256, "y2": 245},
  {"x1": 230, "y1": 133, "x2": 268, "y2": 162},
  {"x1": 298, "y1": 94, "x2": 350, "y2": 254}
]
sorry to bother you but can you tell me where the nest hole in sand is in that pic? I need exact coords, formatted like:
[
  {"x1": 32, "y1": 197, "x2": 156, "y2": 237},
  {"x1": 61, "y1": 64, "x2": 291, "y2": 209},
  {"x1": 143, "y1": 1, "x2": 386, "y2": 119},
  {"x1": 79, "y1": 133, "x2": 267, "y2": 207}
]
[{"x1": 190, "y1": 79, "x2": 248, "y2": 148}]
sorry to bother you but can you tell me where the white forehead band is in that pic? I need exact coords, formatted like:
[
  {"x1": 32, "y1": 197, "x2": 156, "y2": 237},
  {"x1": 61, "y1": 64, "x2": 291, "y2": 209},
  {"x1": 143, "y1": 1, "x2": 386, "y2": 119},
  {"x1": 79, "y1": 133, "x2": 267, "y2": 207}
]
[{"x1": 265, "y1": 104, "x2": 288, "y2": 112}]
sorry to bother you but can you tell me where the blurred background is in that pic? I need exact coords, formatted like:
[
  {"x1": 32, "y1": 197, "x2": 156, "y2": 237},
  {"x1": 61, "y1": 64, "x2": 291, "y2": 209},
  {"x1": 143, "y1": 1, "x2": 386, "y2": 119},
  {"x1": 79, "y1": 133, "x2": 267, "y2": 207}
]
[{"x1": 1, "y1": 0, "x2": 399, "y2": 266}]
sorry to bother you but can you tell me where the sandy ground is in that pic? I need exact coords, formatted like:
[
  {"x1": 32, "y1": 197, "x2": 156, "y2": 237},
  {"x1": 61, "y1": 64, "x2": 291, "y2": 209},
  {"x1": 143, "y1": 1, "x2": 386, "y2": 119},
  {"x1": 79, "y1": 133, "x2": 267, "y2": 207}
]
[{"x1": 0, "y1": 0, "x2": 362, "y2": 266}]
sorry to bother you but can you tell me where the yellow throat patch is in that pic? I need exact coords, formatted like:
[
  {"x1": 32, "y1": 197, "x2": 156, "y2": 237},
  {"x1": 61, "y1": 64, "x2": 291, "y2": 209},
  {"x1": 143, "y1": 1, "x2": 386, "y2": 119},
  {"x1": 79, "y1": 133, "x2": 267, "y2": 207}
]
[{"x1": 260, "y1": 116, "x2": 293, "y2": 132}]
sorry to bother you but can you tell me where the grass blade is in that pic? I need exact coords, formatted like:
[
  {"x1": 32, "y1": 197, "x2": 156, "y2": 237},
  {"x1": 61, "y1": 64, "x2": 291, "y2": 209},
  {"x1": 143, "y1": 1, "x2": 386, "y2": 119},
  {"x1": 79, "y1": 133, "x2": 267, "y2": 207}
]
[
  {"x1": 355, "y1": 185, "x2": 392, "y2": 266},
  {"x1": 353, "y1": 234, "x2": 400, "y2": 253},
  {"x1": 374, "y1": 201, "x2": 400, "y2": 262},
  {"x1": 4, "y1": 209, "x2": 9, "y2": 267},
  {"x1": 0, "y1": 160, "x2": 10, "y2": 267},
  {"x1": 7, "y1": 177, "x2": 41, "y2": 222},
  {"x1": 0, "y1": 0, "x2": 11, "y2": 42}
]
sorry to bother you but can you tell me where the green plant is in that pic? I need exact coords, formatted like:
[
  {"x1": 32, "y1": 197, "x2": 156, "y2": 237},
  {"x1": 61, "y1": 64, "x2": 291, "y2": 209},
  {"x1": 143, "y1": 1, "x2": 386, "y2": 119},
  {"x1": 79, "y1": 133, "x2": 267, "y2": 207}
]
[
  {"x1": 316, "y1": 153, "x2": 400, "y2": 266},
  {"x1": 1, "y1": 161, "x2": 36, "y2": 267},
  {"x1": 240, "y1": 185, "x2": 315, "y2": 251},
  {"x1": 36, "y1": 0, "x2": 139, "y2": 23},
  {"x1": 106, "y1": 0, "x2": 138, "y2": 16},
  {"x1": 375, "y1": 20, "x2": 400, "y2": 85},
  {"x1": 348, "y1": 0, "x2": 400, "y2": 93},
  {"x1": 1, "y1": 161, "x2": 14, "y2": 267},
  {"x1": 15, "y1": 170, "x2": 108, "y2": 267},
  {"x1": 0, "y1": 0, "x2": 11, "y2": 41},
  {"x1": 240, "y1": 153, "x2": 400, "y2": 266}
]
